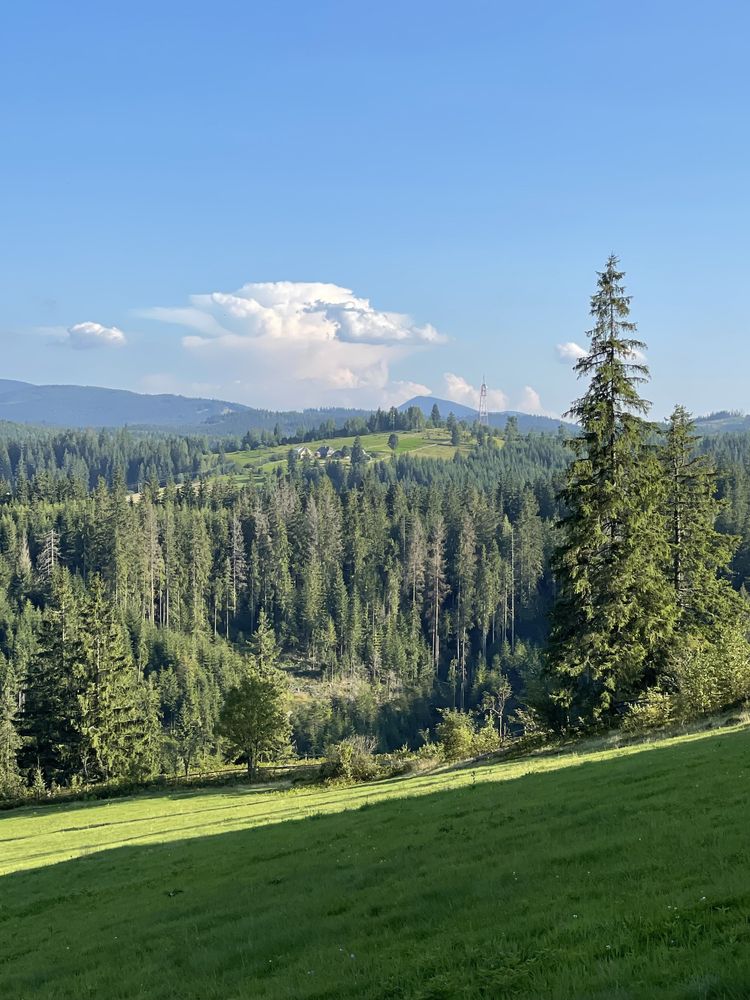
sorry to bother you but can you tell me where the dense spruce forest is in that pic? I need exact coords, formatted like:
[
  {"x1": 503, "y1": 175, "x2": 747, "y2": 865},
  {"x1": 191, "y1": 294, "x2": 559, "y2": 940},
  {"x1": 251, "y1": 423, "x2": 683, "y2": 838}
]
[{"x1": 3, "y1": 258, "x2": 750, "y2": 798}]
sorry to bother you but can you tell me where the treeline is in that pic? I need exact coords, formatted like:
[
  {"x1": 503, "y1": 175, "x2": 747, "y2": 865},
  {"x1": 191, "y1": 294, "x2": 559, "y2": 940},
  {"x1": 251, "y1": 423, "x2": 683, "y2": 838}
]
[{"x1": 0, "y1": 424, "x2": 214, "y2": 494}]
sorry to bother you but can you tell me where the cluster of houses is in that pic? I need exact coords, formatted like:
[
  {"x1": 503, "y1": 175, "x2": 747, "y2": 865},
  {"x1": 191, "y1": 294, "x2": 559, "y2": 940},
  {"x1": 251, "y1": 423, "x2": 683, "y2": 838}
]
[{"x1": 294, "y1": 444, "x2": 370, "y2": 461}]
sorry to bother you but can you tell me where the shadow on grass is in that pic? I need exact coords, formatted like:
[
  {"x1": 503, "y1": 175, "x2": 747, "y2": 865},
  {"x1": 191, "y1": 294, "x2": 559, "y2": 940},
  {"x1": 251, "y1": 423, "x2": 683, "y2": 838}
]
[{"x1": 1, "y1": 727, "x2": 750, "y2": 1000}]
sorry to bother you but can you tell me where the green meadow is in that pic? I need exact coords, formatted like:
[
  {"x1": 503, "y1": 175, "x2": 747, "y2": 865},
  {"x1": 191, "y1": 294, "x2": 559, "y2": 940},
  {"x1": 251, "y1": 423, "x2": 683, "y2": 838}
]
[
  {"x1": 224, "y1": 428, "x2": 475, "y2": 479},
  {"x1": 3, "y1": 725, "x2": 750, "y2": 999}
]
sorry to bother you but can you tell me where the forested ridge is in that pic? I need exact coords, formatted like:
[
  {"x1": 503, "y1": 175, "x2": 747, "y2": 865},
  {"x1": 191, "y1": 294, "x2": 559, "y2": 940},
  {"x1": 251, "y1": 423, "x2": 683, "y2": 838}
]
[
  {"x1": 0, "y1": 424, "x2": 215, "y2": 493},
  {"x1": 3, "y1": 258, "x2": 750, "y2": 798}
]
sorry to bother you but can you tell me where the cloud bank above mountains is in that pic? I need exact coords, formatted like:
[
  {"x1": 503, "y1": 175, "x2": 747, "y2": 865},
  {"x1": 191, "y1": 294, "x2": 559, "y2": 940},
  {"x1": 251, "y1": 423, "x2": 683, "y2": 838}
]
[{"x1": 45, "y1": 279, "x2": 555, "y2": 414}]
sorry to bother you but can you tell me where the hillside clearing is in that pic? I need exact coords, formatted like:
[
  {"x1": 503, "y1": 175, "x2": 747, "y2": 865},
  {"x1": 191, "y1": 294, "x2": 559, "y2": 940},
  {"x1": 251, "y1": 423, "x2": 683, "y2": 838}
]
[
  {"x1": 223, "y1": 428, "x2": 477, "y2": 480},
  {"x1": 2, "y1": 725, "x2": 750, "y2": 999}
]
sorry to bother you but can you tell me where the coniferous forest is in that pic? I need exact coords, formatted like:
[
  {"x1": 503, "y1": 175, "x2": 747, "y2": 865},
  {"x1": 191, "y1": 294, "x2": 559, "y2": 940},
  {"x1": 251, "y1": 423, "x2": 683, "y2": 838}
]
[{"x1": 2, "y1": 258, "x2": 750, "y2": 798}]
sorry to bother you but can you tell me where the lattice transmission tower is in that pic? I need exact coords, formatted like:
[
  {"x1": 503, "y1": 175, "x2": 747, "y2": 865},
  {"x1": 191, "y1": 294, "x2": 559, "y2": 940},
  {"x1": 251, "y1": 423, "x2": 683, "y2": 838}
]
[{"x1": 478, "y1": 375, "x2": 489, "y2": 427}]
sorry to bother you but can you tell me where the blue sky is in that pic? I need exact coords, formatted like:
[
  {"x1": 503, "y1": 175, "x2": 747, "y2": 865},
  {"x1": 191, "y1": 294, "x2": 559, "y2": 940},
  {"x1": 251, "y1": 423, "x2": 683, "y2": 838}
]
[{"x1": 1, "y1": 1, "x2": 748, "y2": 417}]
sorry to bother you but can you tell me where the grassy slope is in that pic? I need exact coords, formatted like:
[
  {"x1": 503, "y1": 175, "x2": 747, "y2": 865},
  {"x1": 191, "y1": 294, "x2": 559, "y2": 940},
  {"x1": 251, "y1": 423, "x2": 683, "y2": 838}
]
[
  {"x1": 224, "y1": 428, "x2": 475, "y2": 479},
  {"x1": 2, "y1": 727, "x2": 750, "y2": 999}
]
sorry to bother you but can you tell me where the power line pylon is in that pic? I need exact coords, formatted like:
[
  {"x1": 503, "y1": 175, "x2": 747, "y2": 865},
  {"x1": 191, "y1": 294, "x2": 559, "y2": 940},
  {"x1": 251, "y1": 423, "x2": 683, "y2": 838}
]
[{"x1": 478, "y1": 375, "x2": 489, "y2": 427}]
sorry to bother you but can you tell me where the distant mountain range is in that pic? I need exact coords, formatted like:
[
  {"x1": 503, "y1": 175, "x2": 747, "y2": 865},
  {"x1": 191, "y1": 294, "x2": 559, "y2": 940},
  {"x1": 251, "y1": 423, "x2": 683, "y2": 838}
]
[
  {"x1": 0, "y1": 380, "x2": 746, "y2": 438},
  {"x1": 0, "y1": 379, "x2": 248, "y2": 429},
  {"x1": 0, "y1": 379, "x2": 369, "y2": 435},
  {"x1": 399, "y1": 395, "x2": 569, "y2": 433}
]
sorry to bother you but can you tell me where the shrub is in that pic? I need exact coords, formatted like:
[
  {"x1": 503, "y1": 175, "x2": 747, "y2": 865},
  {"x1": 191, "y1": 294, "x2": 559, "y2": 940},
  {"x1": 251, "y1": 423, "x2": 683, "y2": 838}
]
[
  {"x1": 472, "y1": 720, "x2": 501, "y2": 756},
  {"x1": 673, "y1": 630, "x2": 750, "y2": 721},
  {"x1": 415, "y1": 740, "x2": 445, "y2": 764},
  {"x1": 435, "y1": 710, "x2": 477, "y2": 762},
  {"x1": 622, "y1": 628, "x2": 750, "y2": 733},
  {"x1": 621, "y1": 689, "x2": 676, "y2": 734},
  {"x1": 31, "y1": 766, "x2": 47, "y2": 802},
  {"x1": 0, "y1": 775, "x2": 25, "y2": 802},
  {"x1": 322, "y1": 734, "x2": 380, "y2": 782}
]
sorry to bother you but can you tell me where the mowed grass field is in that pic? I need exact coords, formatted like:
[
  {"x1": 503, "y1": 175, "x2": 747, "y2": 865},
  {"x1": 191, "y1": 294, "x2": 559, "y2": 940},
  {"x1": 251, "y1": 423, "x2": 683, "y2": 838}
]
[
  {"x1": 224, "y1": 428, "x2": 477, "y2": 480},
  {"x1": 2, "y1": 727, "x2": 750, "y2": 999}
]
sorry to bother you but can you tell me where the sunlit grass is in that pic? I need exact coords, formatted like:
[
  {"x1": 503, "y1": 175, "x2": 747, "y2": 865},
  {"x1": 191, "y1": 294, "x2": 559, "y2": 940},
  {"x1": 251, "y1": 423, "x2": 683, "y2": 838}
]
[{"x1": 2, "y1": 725, "x2": 749, "y2": 998}]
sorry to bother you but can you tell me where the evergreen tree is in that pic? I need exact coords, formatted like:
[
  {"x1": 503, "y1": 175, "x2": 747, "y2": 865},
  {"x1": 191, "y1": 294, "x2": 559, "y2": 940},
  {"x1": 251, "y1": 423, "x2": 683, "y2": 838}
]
[
  {"x1": 547, "y1": 256, "x2": 675, "y2": 721},
  {"x1": 516, "y1": 490, "x2": 544, "y2": 607},
  {"x1": 21, "y1": 571, "x2": 82, "y2": 782},
  {"x1": 251, "y1": 610, "x2": 280, "y2": 673},
  {"x1": 0, "y1": 662, "x2": 23, "y2": 795},
  {"x1": 426, "y1": 516, "x2": 449, "y2": 675},
  {"x1": 455, "y1": 512, "x2": 476, "y2": 709},
  {"x1": 172, "y1": 694, "x2": 204, "y2": 776},
  {"x1": 74, "y1": 578, "x2": 146, "y2": 781},
  {"x1": 350, "y1": 436, "x2": 367, "y2": 475},
  {"x1": 404, "y1": 512, "x2": 427, "y2": 611},
  {"x1": 662, "y1": 406, "x2": 743, "y2": 643}
]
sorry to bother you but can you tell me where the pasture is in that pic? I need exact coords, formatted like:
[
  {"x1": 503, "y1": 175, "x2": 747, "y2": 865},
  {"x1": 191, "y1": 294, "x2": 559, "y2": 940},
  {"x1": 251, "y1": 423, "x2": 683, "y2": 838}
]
[{"x1": 2, "y1": 725, "x2": 750, "y2": 998}]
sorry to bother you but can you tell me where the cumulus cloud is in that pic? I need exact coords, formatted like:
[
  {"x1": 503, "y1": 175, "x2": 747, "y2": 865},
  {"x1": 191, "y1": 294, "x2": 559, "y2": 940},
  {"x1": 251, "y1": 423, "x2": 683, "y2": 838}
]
[
  {"x1": 443, "y1": 373, "x2": 555, "y2": 418},
  {"x1": 443, "y1": 373, "x2": 508, "y2": 411},
  {"x1": 556, "y1": 341, "x2": 587, "y2": 363},
  {"x1": 66, "y1": 321, "x2": 126, "y2": 350},
  {"x1": 517, "y1": 385, "x2": 555, "y2": 417},
  {"x1": 140, "y1": 281, "x2": 444, "y2": 407},
  {"x1": 556, "y1": 339, "x2": 646, "y2": 365},
  {"x1": 382, "y1": 380, "x2": 433, "y2": 407}
]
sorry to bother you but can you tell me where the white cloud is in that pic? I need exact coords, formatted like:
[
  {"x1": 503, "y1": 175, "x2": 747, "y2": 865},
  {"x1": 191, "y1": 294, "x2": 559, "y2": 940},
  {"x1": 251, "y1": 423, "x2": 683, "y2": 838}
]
[
  {"x1": 556, "y1": 341, "x2": 587, "y2": 363},
  {"x1": 443, "y1": 373, "x2": 508, "y2": 411},
  {"x1": 382, "y1": 380, "x2": 433, "y2": 407},
  {"x1": 141, "y1": 281, "x2": 444, "y2": 407},
  {"x1": 66, "y1": 321, "x2": 126, "y2": 350},
  {"x1": 516, "y1": 385, "x2": 555, "y2": 417},
  {"x1": 442, "y1": 373, "x2": 555, "y2": 418},
  {"x1": 556, "y1": 340, "x2": 646, "y2": 365},
  {"x1": 142, "y1": 281, "x2": 444, "y2": 347}
]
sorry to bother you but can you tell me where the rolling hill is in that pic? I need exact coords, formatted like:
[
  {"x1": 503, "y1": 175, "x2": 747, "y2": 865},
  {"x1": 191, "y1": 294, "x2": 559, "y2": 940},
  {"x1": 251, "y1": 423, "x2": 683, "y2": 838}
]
[
  {"x1": 2, "y1": 723, "x2": 749, "y2": 998},
  {"x1": 0, "y1": 380, "x2": 369, "y2": 434},
  {"x1": 0, "y1": 379, "x2": 248, "y2": 429}
]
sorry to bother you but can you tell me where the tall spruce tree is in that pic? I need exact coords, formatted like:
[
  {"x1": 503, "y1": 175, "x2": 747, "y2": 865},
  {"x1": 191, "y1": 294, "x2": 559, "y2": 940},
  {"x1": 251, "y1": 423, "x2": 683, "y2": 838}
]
[
  {"x1": 250, "y1": 610, "x2": 280, "y2": 673},
  {"x1": 547, "y1": 256, "x2": 675, "y2": 721},
  {"x1": 662, "y1": 405, "x2": 742, "y2": 641},
  {"x1": 0, "y1": 660, "x2": 22, "y2": 795},
  {"x1": 21, "y1": 571, "x2": 82, "y2": 782},
  {"x1": 74, "y1": 578, "x2": 148, "y2": 781}
]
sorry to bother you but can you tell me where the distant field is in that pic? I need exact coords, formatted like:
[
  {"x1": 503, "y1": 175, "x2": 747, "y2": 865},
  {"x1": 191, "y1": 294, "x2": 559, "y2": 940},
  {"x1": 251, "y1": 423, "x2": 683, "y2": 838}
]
[
  {"x1": 2, "y1": 725, "x2": 750, "y2": 998},
  {"x1": 223, "y1": 428, "x2": 477, "y2": 480}
]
